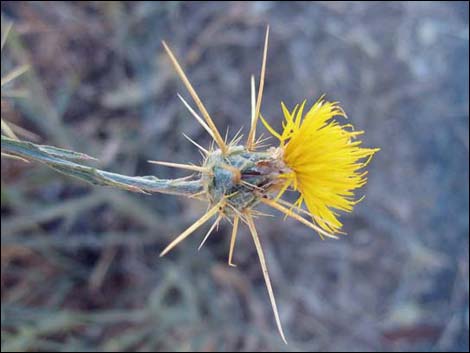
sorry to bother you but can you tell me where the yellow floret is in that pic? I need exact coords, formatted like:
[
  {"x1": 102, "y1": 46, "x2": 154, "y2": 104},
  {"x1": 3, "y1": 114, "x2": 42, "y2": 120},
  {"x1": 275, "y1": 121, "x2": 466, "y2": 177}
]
[{"x1": 262, "y1": 97, "x2": 379, "y2": 234}]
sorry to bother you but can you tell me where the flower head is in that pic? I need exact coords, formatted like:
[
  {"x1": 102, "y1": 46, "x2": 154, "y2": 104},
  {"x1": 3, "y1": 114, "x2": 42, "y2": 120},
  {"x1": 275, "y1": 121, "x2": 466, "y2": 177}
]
[
  {"x1": 262, "y1": 98, "x2": 379, "y2": 234},
  {"x1": 156, "y1": 26, "x2": 379, "y2": 344}
]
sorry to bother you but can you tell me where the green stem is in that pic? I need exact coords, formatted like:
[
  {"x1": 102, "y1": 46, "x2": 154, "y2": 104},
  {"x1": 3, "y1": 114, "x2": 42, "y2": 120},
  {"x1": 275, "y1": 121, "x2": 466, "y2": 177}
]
[{"x1": 1, "y1": 136, "x2": 203, "y2": 197}]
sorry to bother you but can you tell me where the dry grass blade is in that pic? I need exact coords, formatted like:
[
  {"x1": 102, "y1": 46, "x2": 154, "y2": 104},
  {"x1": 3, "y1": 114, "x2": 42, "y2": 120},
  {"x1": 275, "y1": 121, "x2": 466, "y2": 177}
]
[
  {"x1": 1, "y1": 64, "x2": 29, "y2": 87},
  {"x1": 1, "y1": 118, "x2": 18, "y2": 139},
  {"x1": 1, "y1": 151, "x2": 28, "y2": 161},
  {"x1": 1, "y1": 21, "x2": 13, "y2": 51}
]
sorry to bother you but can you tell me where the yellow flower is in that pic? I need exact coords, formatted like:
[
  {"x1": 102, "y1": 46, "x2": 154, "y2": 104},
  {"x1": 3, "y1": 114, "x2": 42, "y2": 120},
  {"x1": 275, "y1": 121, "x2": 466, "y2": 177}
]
[
  {"x1": 262, "y1": 98, "x2": 380, "y2": 234},
  {"x1": 158, "y1": 26, "x2": 379, "y2": 343}
]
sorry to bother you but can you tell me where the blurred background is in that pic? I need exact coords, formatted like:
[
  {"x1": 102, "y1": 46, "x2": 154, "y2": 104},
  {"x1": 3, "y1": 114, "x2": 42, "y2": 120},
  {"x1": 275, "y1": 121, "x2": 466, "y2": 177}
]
[{"x1": 1, "y1": 1, "x2": 468, "y2": 351}]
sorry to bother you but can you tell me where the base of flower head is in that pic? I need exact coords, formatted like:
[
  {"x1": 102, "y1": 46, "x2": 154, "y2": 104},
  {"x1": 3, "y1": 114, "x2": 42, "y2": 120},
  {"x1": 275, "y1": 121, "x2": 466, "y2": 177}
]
[{"x1": 202, "y1": 145, "x2": 290, "y2": 213}]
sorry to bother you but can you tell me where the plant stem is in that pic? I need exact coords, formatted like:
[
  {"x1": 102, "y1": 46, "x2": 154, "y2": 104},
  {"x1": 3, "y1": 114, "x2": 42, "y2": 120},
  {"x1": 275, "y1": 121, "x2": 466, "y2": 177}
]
[{"x1": 1, "y1": 136, "x2": 204, "y2": 197}]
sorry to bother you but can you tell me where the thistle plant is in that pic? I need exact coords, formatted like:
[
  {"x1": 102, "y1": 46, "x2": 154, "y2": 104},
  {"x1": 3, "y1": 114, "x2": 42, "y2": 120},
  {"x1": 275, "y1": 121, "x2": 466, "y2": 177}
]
[{"x1": 1, "y1": 26, "x2": 379, "y2": 343}]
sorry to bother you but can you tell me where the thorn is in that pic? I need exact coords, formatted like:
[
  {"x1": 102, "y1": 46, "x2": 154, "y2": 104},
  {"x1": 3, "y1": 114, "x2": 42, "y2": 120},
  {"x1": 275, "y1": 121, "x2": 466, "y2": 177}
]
[
  {"x1": 260, "y1": 198, "x2": 338, "y2": 240},
  {"x1": 228, "y1": 215, "x2": 239, "y2": 267},
  {"x1": 245, "y1": 211, "x2": 288, "y2": 344},
  {"x1": 148, "y1": 159, "x2": 208, "y2": 173},
  {"x1": 198, "y1": 214, "x2": 222, "y2": 251},
  {"x1": 160, "y1": 201, "x2": 223, "y2": 257},
  {"x1": 162, "y1": 41, "x2": 228, "y2": 154},
  {"x1": 247, "y1": 25, "x2": 270, "y2": 150}
]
